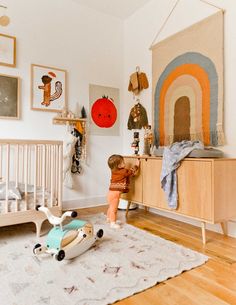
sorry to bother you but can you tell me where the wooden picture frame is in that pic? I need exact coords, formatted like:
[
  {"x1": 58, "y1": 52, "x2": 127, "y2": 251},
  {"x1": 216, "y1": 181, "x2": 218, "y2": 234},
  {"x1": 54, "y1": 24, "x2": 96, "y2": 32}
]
[
  {"x1": 0, "y1": 33, "x2": 16, "y2": 67},
  {"x1": 31, "y1": 64, "x2": 67, "y2": 112},
  {"x1": 0, "y1": 73, "x2": 20, "y2": 119}
]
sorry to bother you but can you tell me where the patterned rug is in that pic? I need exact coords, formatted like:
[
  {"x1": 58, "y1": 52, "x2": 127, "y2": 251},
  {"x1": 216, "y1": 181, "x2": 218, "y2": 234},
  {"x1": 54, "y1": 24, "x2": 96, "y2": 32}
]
[{"x1": 0, "y1": 214, "x2": 208, "y2": 305}]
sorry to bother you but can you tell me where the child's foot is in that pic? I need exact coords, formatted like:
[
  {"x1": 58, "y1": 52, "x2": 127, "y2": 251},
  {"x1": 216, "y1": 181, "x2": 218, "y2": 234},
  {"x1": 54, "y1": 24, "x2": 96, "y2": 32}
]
[{"x1": 110, "y1": 222, "x2": 121, "y2": 229}]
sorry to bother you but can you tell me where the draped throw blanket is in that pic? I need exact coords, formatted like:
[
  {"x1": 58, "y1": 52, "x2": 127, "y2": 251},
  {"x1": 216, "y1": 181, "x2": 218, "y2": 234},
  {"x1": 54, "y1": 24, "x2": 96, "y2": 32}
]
[
  {"x1": 152, "y1": 11, "x2": 225, "y2": 147},
  {"x1": 161, "y1": 140, "x2": 204, "y2": 209}
]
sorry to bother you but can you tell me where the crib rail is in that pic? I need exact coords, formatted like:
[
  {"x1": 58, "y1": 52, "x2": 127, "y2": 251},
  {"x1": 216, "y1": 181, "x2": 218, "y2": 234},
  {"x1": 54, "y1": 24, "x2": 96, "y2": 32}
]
[{"x1": 0, "y1": 139, "x2": 63, "y2": 214}]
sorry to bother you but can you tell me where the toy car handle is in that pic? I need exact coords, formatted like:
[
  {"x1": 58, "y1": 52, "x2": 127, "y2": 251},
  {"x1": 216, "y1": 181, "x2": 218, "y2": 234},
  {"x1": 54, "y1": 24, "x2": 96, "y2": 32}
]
[
  {"x1": 65, "y1": 211, "x2": 78, "y2": 218},
  {"x1": 36, "y1": 205, "x2": 77, "y2": 226},
  {"x1": 36, "y1": 205, "x2": 77, "y2": 217}
]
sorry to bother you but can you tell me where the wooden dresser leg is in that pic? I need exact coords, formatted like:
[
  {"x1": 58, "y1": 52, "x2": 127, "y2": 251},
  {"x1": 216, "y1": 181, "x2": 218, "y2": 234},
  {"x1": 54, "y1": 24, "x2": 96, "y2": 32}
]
[
  {"x1": 220, "y1": 221, "x2": 228, "y2": 236},
  {"x1": 201, "y1": 221, "x2": 206, "y2": 244},
  {"x1": 125, "y1": 201, "x2": 131, "y2": 218},
  {"x1": 144, "y1": 206, "x2": 149, "y2": 212}
]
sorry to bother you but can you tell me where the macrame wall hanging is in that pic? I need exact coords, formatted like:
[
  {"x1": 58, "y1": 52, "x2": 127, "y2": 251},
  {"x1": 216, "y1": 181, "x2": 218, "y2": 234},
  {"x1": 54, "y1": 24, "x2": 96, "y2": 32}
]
[{"x1": 150, "y1": 0, "x2": 225, "y2": 147}]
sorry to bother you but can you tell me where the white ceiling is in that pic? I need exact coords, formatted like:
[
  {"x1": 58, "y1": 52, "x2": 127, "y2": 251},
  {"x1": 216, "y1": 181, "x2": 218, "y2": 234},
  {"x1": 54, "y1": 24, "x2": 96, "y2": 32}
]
[{"x1": 72, "y1": 0, "x2": 153, "y2": 19}]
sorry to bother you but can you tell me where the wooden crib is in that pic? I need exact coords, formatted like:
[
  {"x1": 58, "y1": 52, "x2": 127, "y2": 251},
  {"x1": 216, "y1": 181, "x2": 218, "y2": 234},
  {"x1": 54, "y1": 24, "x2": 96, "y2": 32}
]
[{"x1": 0, "y1": 139, "x2": 63, "y2": 236}]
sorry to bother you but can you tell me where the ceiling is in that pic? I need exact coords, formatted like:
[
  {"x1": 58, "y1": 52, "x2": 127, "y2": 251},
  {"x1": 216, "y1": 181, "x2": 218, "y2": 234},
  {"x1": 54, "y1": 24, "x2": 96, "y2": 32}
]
[{"x1": 72, "y1": 0, "x2": 153, "y2": 19}]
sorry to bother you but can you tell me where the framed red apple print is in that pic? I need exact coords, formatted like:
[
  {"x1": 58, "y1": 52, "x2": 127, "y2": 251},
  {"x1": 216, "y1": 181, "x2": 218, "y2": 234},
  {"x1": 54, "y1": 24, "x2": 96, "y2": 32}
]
[{"x1": 89, "y1": 84, "x2": 119, "y2": 135}]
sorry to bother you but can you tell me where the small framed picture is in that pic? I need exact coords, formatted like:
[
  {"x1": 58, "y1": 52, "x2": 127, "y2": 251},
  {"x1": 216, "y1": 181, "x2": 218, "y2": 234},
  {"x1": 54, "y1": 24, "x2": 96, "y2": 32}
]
[
  {"x1": 0, "y1": 33, "x2": 16, "y2": 67},
  {"x1": 31, "y1": 64, "x2": 67, "y2": 112},
  {"x1": 0, "y1": 73, "x2": 20, "y2": 119}
]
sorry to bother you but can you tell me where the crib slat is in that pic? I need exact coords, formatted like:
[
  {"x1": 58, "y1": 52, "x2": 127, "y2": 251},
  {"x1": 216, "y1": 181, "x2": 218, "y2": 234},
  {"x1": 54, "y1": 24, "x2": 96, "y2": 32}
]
[
  {"x1": 5, "y1": 144, "x2": 10, "y2": 213},
  {"x1": 0, "y1": 145, "x2": 2, "y2": 180},
  {"x1": 21, "y1": 145, "x2": 24, "y2": 183},
  {"x1": 45, "y1": 145, "x2": 48, "y2": 190},
  {"x1": 38, "y1": 145, "x2": 41, "y2": 187},
  {"x1": 34, "y1": 145, "x2": 37, "y2": 206},
  {"x1": 24, "y1": 145, "x2": 28, "y2": 210},
  {"x1": 47, "y1": 145, "x2": 50, "y2": 190},
  {"x1": 28, "y1": 145, "x2": 31, "y2": 185},
  {"x1": 55, "y1": 145, "x2": 58, "y2": 200},
  {"x1": 15, "y1": 144, "x2": 19, "y2": 212},
  {"x1": 42, "y1": 144, "x2": 46, "y2": 206},
  {"x1": 58, "y1": 144, "x2": 63, "y2": 209},
  {"x1": 50, "y1": 145, "x2": 54, "y2": 207}
]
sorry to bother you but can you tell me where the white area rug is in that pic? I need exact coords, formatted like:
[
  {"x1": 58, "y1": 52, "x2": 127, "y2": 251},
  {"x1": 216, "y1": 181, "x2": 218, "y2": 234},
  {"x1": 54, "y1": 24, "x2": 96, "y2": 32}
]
[{"x1": 0, "y1": 214, "x2": 208, "y2": 305}]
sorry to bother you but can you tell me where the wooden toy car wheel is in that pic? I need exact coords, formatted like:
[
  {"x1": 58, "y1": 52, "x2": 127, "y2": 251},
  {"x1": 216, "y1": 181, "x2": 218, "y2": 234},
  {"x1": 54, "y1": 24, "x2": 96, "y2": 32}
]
[
  {"x1": 33, "y1": 243, "x2": 42, "y2": 254},
  {"x1": 55, "y1": 250, "x2": 65, "y2": 261},
  {"x1": 96, "y1": 229, "x2": 103, "y2": 238}
]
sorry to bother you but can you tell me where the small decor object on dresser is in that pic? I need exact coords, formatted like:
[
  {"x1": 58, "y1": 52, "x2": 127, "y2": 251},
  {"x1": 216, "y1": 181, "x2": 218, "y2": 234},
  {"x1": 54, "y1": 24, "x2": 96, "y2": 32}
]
[
  {"x1": 31, "y1": 64, "x2": 67, "y2": 112},
  {"x1": 131, "y1": 132, "x2": 140, "y2": 155},
  {"x1": 0, "y1": 74, "x2": 19, "y2": 119},
  {"x1": 0, "y1": 33, "x2": 16, "y2": 67},
  {"x1": 143, "y1": 125, "x2": 154, "y2": 156}
]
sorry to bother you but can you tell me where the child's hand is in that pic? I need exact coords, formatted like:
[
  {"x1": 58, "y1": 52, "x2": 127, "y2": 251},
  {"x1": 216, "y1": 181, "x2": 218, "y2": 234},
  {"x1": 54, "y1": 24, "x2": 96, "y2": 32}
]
[{"x1": 135, "y1": 158, "x2": 140, "y2": 167}]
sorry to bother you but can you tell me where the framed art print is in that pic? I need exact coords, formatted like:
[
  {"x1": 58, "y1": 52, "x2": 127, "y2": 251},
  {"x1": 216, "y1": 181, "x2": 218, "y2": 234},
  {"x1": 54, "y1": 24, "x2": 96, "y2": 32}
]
[
  {"x1": 0, "y1": 74, "x2": 20, "y2": 119},
  {"x1": 89, "y1": 84, "x2": 120, "y2": 136},
  {"x1": 31, "y1": 64, "x2": 67, "y2": 112},
  {"x1": 0, "y1": 33, "x2": 16, "y2": 67}
]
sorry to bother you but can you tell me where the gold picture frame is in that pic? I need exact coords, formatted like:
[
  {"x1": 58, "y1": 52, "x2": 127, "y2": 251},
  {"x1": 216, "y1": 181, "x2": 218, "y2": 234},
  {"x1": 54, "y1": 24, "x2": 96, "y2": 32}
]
[
  {"x1": 0, "y1": 33, "x2": 16, "y2": 67},
  {"x1": 0, "y1": 73, "x2": 20, "y2": 119},
  {"x1": 31, "y1": 64, "x2": 67, "y2": 112}
]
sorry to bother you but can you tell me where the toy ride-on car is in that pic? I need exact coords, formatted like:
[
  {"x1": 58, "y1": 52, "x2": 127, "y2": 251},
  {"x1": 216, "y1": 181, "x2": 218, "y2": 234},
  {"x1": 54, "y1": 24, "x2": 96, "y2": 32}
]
[{"x1": 33, "y1": 206, "x2": 103, "y2": 261}]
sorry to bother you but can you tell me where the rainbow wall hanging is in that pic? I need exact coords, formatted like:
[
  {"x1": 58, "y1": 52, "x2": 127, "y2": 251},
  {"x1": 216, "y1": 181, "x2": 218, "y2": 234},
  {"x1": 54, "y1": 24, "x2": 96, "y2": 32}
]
[{"x1": 152, "y1": 11, "x2": 224, "y2": 147}]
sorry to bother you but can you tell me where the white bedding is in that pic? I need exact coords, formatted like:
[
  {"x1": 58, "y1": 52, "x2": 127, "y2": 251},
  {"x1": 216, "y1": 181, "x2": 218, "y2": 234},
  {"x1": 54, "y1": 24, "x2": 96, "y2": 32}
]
[{"x1": 0, "y1": 191, "x2": 57, "y2": 214}]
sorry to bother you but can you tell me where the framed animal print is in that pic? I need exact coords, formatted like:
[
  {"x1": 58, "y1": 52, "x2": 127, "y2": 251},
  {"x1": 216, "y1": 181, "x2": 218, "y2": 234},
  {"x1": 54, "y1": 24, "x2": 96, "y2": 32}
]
[{"x1": 31, "y1": 64, "x2": 67, "y2": 112}]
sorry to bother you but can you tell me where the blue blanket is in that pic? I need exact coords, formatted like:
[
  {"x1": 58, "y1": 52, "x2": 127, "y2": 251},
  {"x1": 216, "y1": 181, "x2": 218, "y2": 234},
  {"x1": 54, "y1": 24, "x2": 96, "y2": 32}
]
[{"x1": 160, "y1": 140, "x2": 204, "y2": 209}]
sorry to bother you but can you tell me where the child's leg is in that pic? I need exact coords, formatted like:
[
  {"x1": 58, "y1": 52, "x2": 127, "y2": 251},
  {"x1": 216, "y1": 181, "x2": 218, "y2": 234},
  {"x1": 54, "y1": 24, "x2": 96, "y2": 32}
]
[
  {"x1": 107, "y1": 190, "x2": 120, "y2": 223},
  {"x1": 106, "y1": 193, "x2": 112, "y2": 221}
]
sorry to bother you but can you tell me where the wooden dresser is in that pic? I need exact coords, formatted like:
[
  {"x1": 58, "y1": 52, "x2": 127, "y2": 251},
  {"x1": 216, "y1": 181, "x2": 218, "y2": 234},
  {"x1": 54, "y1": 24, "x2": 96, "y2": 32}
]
[{"x1": 122, "y1": 156, "x2": 236, "y2": 243}]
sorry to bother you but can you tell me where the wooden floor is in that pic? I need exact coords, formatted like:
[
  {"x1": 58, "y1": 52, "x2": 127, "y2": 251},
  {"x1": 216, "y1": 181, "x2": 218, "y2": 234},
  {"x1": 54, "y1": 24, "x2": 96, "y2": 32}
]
[{"x1": 78, "y1": 205, "x2": 236, "y2": 305}]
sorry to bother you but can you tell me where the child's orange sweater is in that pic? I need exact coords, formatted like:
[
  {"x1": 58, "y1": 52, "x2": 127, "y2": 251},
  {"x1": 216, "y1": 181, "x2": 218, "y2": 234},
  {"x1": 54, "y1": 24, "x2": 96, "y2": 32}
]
[{"x1": 109, "y1": 166, "x2": 138, "y2": 193}]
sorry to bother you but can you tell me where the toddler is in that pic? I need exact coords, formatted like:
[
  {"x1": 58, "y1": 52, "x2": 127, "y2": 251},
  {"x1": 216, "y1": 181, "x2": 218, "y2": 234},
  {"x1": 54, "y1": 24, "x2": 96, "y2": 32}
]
[{"x1": 107, "y1": 154, "x2": 139, "y2": 228}]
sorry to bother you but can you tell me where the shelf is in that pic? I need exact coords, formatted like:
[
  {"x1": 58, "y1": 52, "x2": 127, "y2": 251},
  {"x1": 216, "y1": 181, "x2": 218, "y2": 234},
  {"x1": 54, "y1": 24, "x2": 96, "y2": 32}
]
[{"x1": 53, "y1": 117, "x2": 87, "y2": 125}]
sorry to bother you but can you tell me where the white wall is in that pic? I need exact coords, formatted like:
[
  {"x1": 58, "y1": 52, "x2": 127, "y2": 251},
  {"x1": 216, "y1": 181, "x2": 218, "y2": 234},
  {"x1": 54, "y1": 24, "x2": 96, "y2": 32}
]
[
  {"x1": 123, "y1": 0, "x2": 236, "y2": 237},
  {"x1": 0, "y1": 0, "x2": 124, "y2": 208}
]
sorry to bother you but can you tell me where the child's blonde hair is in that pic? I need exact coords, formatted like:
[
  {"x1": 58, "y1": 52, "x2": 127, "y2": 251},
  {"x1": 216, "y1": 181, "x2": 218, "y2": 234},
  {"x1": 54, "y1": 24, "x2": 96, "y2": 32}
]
[{"x1": 108, "y1": 154, "x2": 124, "y2": 170}]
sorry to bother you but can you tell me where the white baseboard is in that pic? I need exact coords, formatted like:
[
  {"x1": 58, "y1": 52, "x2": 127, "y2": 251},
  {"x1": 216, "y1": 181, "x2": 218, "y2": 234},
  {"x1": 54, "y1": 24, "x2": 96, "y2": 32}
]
[{"x1": 62, "y1": 196, "x2": 107, "y2": 210}]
